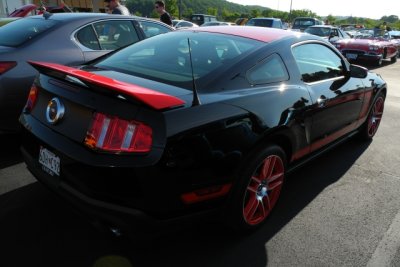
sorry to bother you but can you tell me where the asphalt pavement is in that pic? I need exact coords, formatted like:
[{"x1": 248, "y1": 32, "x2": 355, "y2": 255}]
[{"x1": 1, "y1": 60, "x2": 400, "y2": 267}]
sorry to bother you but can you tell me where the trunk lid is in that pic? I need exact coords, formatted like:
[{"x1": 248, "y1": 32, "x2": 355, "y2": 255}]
[{"x1": 26, "y1": 61, "x2": 189, "y2": 164}]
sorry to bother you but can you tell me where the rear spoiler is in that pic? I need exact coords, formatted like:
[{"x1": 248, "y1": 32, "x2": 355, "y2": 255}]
[
  {"x1": 8, "y1": 4, "x2": 37, "y2": 17},
  {"x1": 28, "y1": 61, "x2": 186, "y2": 110}
]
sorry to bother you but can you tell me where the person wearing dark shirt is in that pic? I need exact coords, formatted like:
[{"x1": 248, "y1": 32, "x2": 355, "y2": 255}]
[
  {"x1": 104, "y1": 0, "x2": 130, "y2": 15},
  {"x1": 154, "y1": 1, "x2": 172, "y2": 26}
]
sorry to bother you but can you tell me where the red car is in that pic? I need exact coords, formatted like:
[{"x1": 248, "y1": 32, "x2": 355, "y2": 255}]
[
  {"x1": 334, "y1": 30, "x2": 398, "y2": 66},
  {"x1": 8, "y1": 3, "x2": 72, "y2": 18}
]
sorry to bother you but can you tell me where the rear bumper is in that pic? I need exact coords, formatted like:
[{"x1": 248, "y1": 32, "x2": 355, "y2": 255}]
[
  {"x1": 21, "y1": 144, "x2": 220, "y2": 237},
  {"x1": 22, "y1": 145, "x2": 158, "y2": 234},
  {"x1": 19, "y1": 114, "x2": 223, "y2": 236}
]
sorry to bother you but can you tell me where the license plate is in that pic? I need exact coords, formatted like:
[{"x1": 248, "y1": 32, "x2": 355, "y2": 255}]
[
  {"x1": 346, "y1": 53, "x2": 358, "y2": 60},
  {"x1": 39, "y1": 146, "x2": 60, "y2": 176}
]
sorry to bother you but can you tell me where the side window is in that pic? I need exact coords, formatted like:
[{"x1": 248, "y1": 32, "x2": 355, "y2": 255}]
[
  {"x1": 180, "y1": 21, "x2": 192, "y2": 27},
  {"x1": 247, "y1": 54, "x2": 289, "y2": 85},
  {"x1": 76, "y1": 25, "x2": 100, "y2": 50},
  {"x1": 139, "y1": 21, "x2": 171, "y2": 38},
  {"x1": 92, "y1": 20, "x2": 139, "y2": 50},
  {"x1": 292, "y1": 43, "x2": 344, "y2": 83}
]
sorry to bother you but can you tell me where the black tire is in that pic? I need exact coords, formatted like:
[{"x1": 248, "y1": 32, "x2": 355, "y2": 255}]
[
  {"x1": 391, "y1": 55, "x2": 397, "y2": 63},
  {"x1": 359, "y1": 92, "x2": 385, "y2": 141},
  {"x1": 225, "y1": 144, "x2": 286, "y2": 231}
]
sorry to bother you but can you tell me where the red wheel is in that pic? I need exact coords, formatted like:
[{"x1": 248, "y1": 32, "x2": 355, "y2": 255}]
[
  {"x1": 243, "y1": 154, "x2": 284, "y2": 225},
  {"x1": 226, "y1": 145, "x2": 286, "y2": 230},
  {"x1": 367, "y1": 96, "x2": 384, "y2": 138},
  {"x1": 360, "y1": 93, "x2": 385, "y2": 140}
]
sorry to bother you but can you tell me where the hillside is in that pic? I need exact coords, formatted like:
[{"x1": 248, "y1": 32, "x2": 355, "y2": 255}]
[{"x1": 127, "y1": 0, "x2": 270, "y2": 19}]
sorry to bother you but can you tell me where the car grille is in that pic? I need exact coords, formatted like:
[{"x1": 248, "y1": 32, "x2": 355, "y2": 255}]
[{"x1": 342, "y1": 49, "x2": 366, "y2": 55}]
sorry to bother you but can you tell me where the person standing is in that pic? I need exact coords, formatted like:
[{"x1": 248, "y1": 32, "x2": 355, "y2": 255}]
[
  {"x1": 154, "y1": 1, "x2": 172, "y2": 26},
  {"x1": 380, "y1": 21, "x2": 387, "y2": 31},
  {"x1": 104, "y1": 0, "x2": 130, "y2": 15}
]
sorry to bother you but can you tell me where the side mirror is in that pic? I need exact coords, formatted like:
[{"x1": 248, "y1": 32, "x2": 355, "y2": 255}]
[{"x1": 349, "y1": 64, "x2": 368, "y2": 78}]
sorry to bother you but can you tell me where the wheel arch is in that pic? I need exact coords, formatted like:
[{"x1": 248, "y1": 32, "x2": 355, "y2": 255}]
[
  {"x1": 249, "y1": 126, "x2": 294, "y2": 166},
  {"x1": 371, "y1": 86, "x2": 387, "y2": 108}
]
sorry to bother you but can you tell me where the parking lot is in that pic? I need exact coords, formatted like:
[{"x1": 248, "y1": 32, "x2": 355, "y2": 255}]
[{"x1": 1, "y1": 60, "x2": 400, "y2": 267}]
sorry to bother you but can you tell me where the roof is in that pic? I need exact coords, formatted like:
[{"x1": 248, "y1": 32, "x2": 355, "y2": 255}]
[
  {"x1": 27, "y1": 12, "x2": 133, "y2": 22},
  {"x1": 308, "y1": 25, "x2": 339, "y2": 29},
  {"x1": 181, "y1": 26, "x2": 298, "y2": 43},
  {"x1": 23, "y1": 13, "x2": 171, "y2": 28},
  {"x1": 248, "y1": 17, "x2": 282, "y2": 21}
]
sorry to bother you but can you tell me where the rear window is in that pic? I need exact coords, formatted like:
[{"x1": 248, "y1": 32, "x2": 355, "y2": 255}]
[
  {"x1": 0, "y1": 17, "x2": 58, "y2": 47},
  {"x1": 191, "y1": 16, "x2": 203, "y2": 23},
  {"x1": 95, "y1": 31, "x2": 263, "y2": 90},
  {"x1": 191, "y1": 15, "x2": 216, "y2": 25},
  {"x1": 246, "y1": 19, "x2": 273, "y2": 27},
  {"x1": 294, "y1": 19, "x2": 315, "y2": 26},
  {"x1": 292, "y1": 18, "x2": 320, "y2": 29}
]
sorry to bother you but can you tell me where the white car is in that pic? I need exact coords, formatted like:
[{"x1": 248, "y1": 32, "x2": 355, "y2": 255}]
[{"x1": 172, "y1": 20, "x2": 198, "y2": 29}]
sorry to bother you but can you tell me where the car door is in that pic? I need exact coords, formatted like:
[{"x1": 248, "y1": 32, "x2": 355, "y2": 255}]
[
  {"x1": 75, "y1": 19, "x2": 141, "y2": 62},
  {"x1": 292, "y1": 42, "x2": 365, "y2": 152}
]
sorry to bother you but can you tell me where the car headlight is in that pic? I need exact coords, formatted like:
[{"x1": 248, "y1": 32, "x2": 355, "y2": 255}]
[{"x1": 369, "y1": 45, "x2": 379, "y2": 51}]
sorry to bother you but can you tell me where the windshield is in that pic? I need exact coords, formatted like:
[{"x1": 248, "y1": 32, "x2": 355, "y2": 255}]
[
  {"x1": 94, "y1": 31, "x2": 263, "y2": 90},
  {"x1": 0, "y1": 17, "x2": 58, "y2": 47},
  {"x1": 355, "y1": 29, "x2": 389, "y2": 40}
]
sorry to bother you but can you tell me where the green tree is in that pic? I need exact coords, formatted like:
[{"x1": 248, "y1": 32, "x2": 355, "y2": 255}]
[
  {"x1": 289, "y1": 9, "x2": 317, "y2": 22},
  {"x1": 207, "y1": 7, "x2": 218, "y2": 16},
  {"x1": 250, "y1": 9, "x2": 261, "y2": 18},
  {"x1": 381, "y1": 15, "x2": 399, "y2": 23},
  {"x1": 221, "y1": 8, "x2": 232, "y2": 21},
  {"x1": 165, "y1": 0, "x2": 178, "y2": 18},
  {"x1": 325, "y1": 14, "x2": 336, "y2": 25},
  {"x1": 133, "y1": 10, "x2": 142, "y2": 16},
  {"x1": 183, "y1": 7, "x2": 193, "y2": 20},
  {"x1": 261, "y1": 9, "x2": 272, "y2": 17}
]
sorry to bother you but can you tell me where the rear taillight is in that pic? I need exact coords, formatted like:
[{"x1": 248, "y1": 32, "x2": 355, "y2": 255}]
[
  {"x1": 0, "y1": 61, "x2": 17, "y2": 75},
  {"x1": 24, "y1": 85, "x2": 39, "y2": 112},
  {"x1": 84, "y1": 112, "x2": 152, "y2": 153}
]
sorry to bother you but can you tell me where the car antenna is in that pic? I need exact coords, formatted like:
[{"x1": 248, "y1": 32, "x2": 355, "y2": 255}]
[{"x1": 187, "y1": 38, "x2": 201, "y2": 106}]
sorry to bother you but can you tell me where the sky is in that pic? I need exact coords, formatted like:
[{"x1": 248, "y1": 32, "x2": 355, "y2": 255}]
[{"x1": 227, "y1": 0, "x2": 399, "y2": 20}]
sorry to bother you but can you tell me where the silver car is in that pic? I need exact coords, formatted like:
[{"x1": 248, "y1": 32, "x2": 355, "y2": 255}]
[{"x1": 0, "y1": 13, "x2": 173, "y2": 133}]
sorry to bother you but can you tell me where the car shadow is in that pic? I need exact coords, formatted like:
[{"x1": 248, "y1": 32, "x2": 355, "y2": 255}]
[
  {"x1": 0, "y1": 138, "x2": 371, "y2": 267},
  {"x1": 122, "y1": 138, "x2": 371, "y2": 267}
]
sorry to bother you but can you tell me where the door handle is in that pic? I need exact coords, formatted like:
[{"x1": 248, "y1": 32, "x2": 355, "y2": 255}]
[{"x1": 317, "y1": 95, "x2": 327, "y2": 107}]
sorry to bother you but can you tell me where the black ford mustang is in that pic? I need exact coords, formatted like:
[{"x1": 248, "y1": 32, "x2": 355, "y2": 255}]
[{"x1": 20, "y1": 26, "x2": 386, "y2": 237}]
